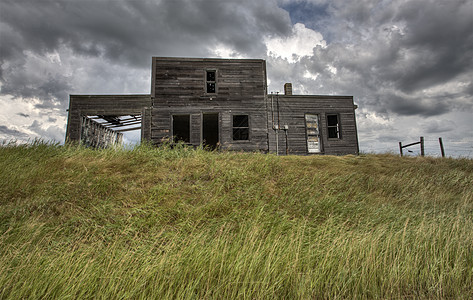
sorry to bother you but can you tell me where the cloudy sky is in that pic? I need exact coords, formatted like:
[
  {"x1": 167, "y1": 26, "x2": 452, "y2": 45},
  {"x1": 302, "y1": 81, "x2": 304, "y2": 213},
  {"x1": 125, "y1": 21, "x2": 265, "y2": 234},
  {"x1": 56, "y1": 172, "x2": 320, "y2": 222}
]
[{"x1": 1, "y1": 0, "x2": 472, "y2": 157}]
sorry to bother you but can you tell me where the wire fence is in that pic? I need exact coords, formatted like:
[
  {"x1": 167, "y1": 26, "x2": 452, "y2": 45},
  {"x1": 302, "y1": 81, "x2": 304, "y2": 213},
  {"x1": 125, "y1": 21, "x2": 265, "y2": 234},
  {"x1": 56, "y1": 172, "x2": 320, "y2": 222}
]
[
  {"x1": 361, "y1": 137, "x2": 473, "y2": 158},
  {"x1": 421, "y1": 138, "x2": 473, "y2": 158}
]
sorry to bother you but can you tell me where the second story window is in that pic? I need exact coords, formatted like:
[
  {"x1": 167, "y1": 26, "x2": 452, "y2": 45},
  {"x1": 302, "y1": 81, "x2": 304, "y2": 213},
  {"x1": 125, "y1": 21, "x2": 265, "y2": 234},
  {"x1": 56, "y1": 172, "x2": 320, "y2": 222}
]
[{"x1": 206, "y1": 70, "x2": 216, "y2": 93}]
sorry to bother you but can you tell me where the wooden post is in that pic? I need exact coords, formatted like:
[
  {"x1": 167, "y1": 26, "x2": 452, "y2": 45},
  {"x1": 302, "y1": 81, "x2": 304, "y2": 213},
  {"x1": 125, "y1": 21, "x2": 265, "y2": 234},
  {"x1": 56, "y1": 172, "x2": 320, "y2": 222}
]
[
  {"x1": 285, "y1": 127, "x2": 289, "y2": 155},
  {"x1": 399, "y1": 142, "x2": 403, "y2": 157},
  {"x1": 420, "y1": 136, "x2": 424, "y2": 157},
  {"x1": 439, "y1": 137, "x2": 445, "y2": 158}
]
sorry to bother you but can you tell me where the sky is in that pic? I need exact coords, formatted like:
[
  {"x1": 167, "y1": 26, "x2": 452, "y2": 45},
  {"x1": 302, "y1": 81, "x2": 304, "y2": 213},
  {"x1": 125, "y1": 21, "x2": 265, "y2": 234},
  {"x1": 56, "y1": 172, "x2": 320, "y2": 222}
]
[{"x1": 1, "y1": 0, "x2": 472, "y2": 157}]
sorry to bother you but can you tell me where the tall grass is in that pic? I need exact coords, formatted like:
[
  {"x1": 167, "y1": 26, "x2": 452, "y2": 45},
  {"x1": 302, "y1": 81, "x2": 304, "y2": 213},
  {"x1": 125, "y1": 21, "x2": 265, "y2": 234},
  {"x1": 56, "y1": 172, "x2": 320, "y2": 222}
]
[{"x1": 0, "y1": 142, "x2": 472, "y2": 298}]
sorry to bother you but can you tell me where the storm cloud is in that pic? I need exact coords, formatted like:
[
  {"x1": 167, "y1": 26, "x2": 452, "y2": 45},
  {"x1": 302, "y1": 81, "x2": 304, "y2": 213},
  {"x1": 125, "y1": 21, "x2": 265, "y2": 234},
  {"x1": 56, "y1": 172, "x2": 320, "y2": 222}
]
[{"x1": 0, "y1": 0, "x2": 471, "y2": 156}]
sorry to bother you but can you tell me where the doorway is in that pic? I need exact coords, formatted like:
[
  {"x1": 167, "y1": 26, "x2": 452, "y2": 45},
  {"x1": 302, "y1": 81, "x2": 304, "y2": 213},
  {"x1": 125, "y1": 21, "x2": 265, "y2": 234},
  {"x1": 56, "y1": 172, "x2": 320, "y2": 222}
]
[
  {"x1": 172, "y1": 115, "x2": 190, "y2": 143},
  {"x1": 202, "y1": 113, "x2": 219, "y2": 149},
  {"x1": 305, "y1": 114, "x2": 321, "y2": 153}
]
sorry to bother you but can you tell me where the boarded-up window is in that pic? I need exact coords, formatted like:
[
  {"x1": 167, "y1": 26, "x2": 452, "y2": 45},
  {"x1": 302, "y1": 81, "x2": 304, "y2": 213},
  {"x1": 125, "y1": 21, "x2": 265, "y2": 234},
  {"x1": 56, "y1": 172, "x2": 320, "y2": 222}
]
[
  {"x1": 305, "y1": 114, "x2": 321, "y2": 153},
  {"x1": 172, "y1": 115, "x2": 190, "y2": 143},
  {"x1": 206, "y1": 70, "x2": 216, "y2": 93},
  {"x1": 327, "y1": 114, "x2": 340, "y2": 139},
  {"x1": 233, "y1": 115, "x2": 249, "y2": 140}
]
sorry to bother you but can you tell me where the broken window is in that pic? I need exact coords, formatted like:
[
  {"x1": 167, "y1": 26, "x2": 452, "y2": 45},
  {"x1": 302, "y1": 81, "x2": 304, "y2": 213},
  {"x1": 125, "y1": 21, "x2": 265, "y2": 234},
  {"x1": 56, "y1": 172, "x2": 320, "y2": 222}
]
[
  {"x1": 172, "y1": 114, "x2": 190, "y2": 143},
  {"x1": 233, "y1": 115, "x2": 249, "y2": 140},
  {"x1": 206, "y1": 70, "x2": 216, "y2": 93},
  {"x1": 305, "y1": 114, "x2": 321, "y2": 153},
  {"x1": 327, "y1": 114, "x2": 340, "y2": 139}
]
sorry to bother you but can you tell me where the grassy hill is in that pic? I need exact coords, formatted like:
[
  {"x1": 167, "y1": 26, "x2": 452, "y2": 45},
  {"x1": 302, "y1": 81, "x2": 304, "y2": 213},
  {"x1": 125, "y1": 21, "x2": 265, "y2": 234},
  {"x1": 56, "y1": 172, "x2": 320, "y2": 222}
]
[{"x1": 1, "y1": 141, "x2": 472, "y2": 299}]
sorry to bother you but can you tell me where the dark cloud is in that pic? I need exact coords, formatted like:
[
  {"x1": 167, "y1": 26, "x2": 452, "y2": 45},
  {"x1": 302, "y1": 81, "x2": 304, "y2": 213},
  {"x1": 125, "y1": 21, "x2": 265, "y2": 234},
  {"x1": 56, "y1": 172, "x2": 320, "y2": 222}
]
[
  {"x1": 423, "y1": 120, "x2": 456, "y2": 134},
  {"x1": 0, "y1": 0, "x2": 471, "y2": 155},
  {"x1": 0, "y1": 125, "x2": 28, "y2": 138},
  {"x1": 1, "y1": 0, "x2": 291, "y2": 67},
  {"x1": 289, "y1": 0, "x2": 473, "y2": 118},
  {"x1": 0, "y1": 0, "x2": 291, "y2": 109},
  {"x1": 28, "y1": 120, "x2": 64, "y2": 142},
  {"x1": 392, "y1": 1, "x2": 473, "y2": 92},
  {"x1": 383, "y1": 93, "x2": 449, "y2": 117}
]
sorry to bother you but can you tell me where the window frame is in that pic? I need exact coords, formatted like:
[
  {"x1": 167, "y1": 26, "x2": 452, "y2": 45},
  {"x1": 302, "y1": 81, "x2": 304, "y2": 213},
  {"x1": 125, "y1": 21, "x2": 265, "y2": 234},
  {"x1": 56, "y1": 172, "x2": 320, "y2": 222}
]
[
  {"x1": 205, "y1": 69, "x2": 217, "y2": 94},
  {"x1": 326, "y1": 113, "x2": 341, "y2": 139},
  {"x1": 232, "y1": 114, "x2": 250, "y2": 141}
]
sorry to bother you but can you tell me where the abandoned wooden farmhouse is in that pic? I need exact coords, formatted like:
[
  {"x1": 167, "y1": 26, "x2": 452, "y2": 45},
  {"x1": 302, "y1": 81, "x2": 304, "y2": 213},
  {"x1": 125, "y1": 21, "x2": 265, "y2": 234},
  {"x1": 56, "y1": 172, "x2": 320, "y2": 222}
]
[{"x1": 66, "y1": 57, "x2": 359, "y2": 155}]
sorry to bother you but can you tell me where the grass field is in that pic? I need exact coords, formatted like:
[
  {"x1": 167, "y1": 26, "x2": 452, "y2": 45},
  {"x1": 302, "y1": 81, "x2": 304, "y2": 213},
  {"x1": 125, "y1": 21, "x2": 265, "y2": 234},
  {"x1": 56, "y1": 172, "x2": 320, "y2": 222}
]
[{"x1": 1, "y1": 141, "x2": 472, "y2": 299}]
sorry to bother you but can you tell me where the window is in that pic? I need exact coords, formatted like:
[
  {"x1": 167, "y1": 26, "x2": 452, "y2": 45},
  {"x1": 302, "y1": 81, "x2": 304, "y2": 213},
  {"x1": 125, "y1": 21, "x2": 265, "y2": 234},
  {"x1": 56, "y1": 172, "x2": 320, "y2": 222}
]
[
  {"x1": 327, "y1": 114, "x2": 340, "y2": 139},
  {"x1": 233, "y1": 115, "x2": 249, "y2": 140},
  {"x1": 305, "y1": 114, "x2": 321, "y2": 153},
  {"x1": 172, "y1": 115, "x2": 190, "y2": 143},
  {"x1": 206, "y1": 70, "x2": 216, "y2": 93}
]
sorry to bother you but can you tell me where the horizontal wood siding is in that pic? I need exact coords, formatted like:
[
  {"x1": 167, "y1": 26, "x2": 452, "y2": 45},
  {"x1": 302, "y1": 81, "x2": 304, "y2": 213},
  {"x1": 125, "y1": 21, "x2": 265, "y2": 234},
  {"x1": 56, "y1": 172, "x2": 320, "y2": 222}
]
[
  {"x1": 65, "y1": 58, "x2": 358, "y2": 156},
  {"x1": 66, "y1": 95, "x2": 151, "y2": 142},
  {"x1": 151, "y1": 58, "x2": 268, "y2": 152},
  {"x1": 267, "y1": 95, "x2": 359, "y2": 155}
]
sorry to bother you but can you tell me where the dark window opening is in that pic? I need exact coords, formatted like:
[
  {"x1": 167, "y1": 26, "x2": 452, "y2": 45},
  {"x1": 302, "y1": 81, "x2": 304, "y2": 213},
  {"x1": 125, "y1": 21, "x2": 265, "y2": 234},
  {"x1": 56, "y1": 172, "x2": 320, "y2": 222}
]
[
  {"x1": 233, "y1": 115, "x2": 249, "y2": 140},
  {"x1": 206, "y1": 71, "x2": 216, "y2": 81},
  {"x1": 327, "y1": 114, "x2": 340, "y2": 139},
  {"x1": 206, "y1": 70, "x2": 216, "y2": 93},
  {"x1": 172, "y1": 115, "x2": 190, "y2": 143},
  {"x1": 207, "y1": 82, "x2": 216, "y2": 93},
  {"x1": 203, "y1": 113, "x2": 219, "y2": 150}
]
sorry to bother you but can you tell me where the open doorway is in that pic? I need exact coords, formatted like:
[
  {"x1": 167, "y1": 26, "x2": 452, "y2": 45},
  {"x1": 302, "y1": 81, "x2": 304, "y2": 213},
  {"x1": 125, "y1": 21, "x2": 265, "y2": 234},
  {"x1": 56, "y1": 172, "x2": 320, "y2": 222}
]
[
  {"x1": 172, "y1": 115, "x2": 190, "y2": 143},
  {"x1": 202, "y1": 113, "x2": 219, "y2": 150}
]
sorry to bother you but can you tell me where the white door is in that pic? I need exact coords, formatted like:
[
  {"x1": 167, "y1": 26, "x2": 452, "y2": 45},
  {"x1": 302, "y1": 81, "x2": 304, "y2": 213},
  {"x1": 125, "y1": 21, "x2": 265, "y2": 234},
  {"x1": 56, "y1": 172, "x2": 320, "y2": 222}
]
[{"x1": 305, "y1": 114, "x2": 321, "y2": 153}]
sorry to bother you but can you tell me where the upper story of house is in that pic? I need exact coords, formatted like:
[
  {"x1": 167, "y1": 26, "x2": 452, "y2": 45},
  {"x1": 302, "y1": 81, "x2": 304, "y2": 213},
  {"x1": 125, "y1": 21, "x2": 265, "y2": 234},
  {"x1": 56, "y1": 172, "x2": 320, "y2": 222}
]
[{"x1": 151, "y1": 57, "x2": 267, "y2": 108}]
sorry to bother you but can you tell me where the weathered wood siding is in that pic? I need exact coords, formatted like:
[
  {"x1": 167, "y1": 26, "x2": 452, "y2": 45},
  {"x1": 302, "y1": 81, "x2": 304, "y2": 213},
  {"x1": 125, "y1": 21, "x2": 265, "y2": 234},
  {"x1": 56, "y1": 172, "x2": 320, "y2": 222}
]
[
  {"x1": 66, "y1": 95, "x2": 152, "y2": 142},
  {"x1": 80, "y1": 116, "x2": 123, "y2": 148},
  {"x1": 151, "y1": 57, "x2": 268, "y2": 151},
  {"x1": 65, "y1": 58, "x2": 359, "y2": 155},
  {"x1": 267, "y1": 95, "x2": 359, "y2": 155}
]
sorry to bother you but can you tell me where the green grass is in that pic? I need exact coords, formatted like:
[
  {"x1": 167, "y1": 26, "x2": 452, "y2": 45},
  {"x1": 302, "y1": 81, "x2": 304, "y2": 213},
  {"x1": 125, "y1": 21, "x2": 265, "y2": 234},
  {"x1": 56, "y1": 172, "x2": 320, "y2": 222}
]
[{"x1": 1, "y1": 141, "x2": 472, "y2": 299}]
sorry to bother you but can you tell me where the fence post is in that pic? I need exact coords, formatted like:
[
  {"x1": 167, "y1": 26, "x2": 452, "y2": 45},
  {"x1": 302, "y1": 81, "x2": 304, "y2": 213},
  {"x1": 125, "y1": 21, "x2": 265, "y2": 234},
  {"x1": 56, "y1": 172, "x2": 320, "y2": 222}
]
[
  {"x1": 439, "y1": 137, "x2": 445, "y2": 158},
  {"x1": 420, "y1": 136, "x2": 424, "y2": 157},
  {"x1": 399, "y1": 142, "x2": 403, "y2": 157}
]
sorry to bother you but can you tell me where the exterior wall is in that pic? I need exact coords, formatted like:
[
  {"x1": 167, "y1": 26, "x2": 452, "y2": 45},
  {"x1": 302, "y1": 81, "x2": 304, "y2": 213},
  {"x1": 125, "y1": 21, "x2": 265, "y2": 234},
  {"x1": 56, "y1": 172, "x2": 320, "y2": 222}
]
[
  {"x1": 267, "y1": 95, "x2": 359, "y2": 155},
  {"x1": 65, "y1": 57, "x2": 359, "y2": 155},
  {"x1": 150, "y1": 57, "x2": 268, "y2": 151},
  {"x1": 66, "y1": 95, "x2": 152, "y2": 142}
]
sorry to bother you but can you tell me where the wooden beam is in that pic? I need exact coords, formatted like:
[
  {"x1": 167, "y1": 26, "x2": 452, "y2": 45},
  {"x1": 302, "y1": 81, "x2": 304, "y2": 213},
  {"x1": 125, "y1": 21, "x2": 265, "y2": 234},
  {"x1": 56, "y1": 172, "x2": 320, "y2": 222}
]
[
  {"x1": 99, "y1": 117, "x2": 142, "y2": 126},
  {"x1": 114, "y1": 126, "x2": 142, "y2": 132},
  {"x1": 106, "y1": 121, "x2": 142, "y2": 128},
  {"x1": 401, "y1": 141, "x2": 421, "y2": 148}
]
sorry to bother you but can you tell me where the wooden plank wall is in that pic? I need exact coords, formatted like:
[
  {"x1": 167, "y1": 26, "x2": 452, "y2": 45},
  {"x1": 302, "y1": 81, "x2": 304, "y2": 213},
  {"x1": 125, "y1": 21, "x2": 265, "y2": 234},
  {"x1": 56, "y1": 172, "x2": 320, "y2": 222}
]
[
  {"x1": 267, "y1": 95, "x2": 359, "y2": 155},
  {"x1": 151, "y1": 58, "x2": 268, "y2": 152},
  {"x1": 66, "y1": 95, "x2": 152, "y2": 142},
  {"x1": 80, "y1": 116, "x2": 123, "y2": 149},
  {"x1": 65, "y1": 58, "x2": 359, "y2": 155}
]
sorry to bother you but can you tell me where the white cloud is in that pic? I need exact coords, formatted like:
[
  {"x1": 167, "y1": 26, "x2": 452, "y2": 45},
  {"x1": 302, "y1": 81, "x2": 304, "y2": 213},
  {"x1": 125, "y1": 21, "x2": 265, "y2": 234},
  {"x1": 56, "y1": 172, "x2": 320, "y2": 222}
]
[
  {"x1": 0, "y1": 0, "x2": 471, "y2": 157},
  {"x1": 303, "y1": 70, "x2": 318, "y2": 80},
  {"x1": 0, "y1": 95, "x2": 66, "y2": 143},
  {"x1": 264, "y1": 23, "x2": 326, "y2": 62},
  {"x1": 211, "y1": 43, "x2": 246, "y2": 59}
]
